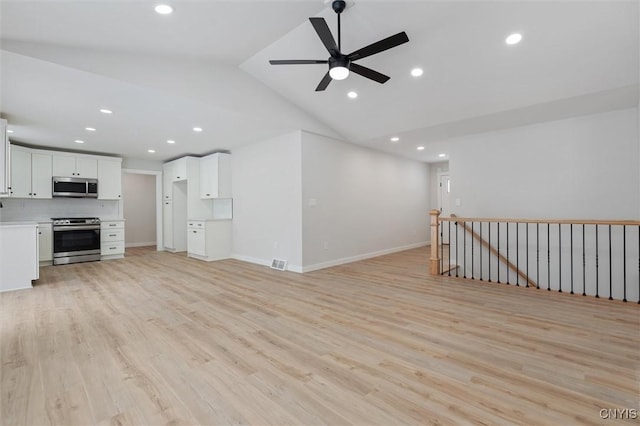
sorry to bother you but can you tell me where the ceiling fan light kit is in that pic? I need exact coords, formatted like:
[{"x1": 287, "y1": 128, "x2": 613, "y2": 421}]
[{"x1": 269, "y1": 0, "x2": 409, "y2": 91}]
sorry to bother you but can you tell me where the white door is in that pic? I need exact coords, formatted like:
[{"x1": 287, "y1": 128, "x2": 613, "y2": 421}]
[
  {"x1": 438, "y1": 173, "x2": 451, "y2": 244},
  {"x1": 163, "y1": 200, "x2": 174, "y2": 250}
]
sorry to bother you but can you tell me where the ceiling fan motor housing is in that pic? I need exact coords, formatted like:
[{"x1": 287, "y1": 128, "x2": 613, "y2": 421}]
[
  {"x1": 329, "y1": 55, "x2": 350, "y2": 70},
  {"x1": 332, "y1": 0, "x2": 347, "y2": 14}
]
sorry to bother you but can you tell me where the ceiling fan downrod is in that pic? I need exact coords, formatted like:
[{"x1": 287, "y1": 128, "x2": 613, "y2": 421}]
[{"x1": 332, "y1": 0, "x2": 346, "y2": 51}]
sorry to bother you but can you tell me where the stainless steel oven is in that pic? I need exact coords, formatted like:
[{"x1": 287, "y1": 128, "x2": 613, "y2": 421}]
[{"x1": 52, "y1": 217, "x2": 101, "y2": 265}]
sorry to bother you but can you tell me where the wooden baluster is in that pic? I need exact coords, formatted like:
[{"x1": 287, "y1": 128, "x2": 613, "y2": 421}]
[{"x1": 429, "y1": 210, "x2": 441, "y2": 275}]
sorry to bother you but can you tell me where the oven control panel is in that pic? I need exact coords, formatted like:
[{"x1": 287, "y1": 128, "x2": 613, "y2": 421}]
[{"x1": 52, "y1": 217, "x2": 101, "y2": 226}]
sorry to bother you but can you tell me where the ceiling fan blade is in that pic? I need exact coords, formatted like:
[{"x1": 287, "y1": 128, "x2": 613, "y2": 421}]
[
  {"x1": 350, "y1": 63, "x2": 390, "y2": 84},
  {"x1": 269, "y1": 60, "x2": 328, "y2": 65},
  {"x1": 315, "y1": 72, "x2": 332, "y2": 92},
  {"x1": 347, "y1": 32, "x2": 409, "y2": 61},
  {"x1": 309, "y1": 17, "x2": 339, "y2": 56}
]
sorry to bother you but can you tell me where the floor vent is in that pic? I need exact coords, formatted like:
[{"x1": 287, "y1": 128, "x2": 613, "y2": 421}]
[{"x1": 270, "y1": 259, "x2": 287, "y2": 271}]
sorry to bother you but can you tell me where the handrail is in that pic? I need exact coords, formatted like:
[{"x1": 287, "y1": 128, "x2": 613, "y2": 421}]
[
  {"x1": 429, "y1": 210, "x2": 640, "y2": 303},
  {"x1": 440, "y1": 217, "x2": 640, "y2": 226},
  {"x1": 451, "y1": 214, "x2": 537, "y2": 288}
]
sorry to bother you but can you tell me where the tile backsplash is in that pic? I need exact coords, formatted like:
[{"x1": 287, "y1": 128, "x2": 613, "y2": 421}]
[{"x1": 0, "y1": 198, "x2": 120, "y2": 222}]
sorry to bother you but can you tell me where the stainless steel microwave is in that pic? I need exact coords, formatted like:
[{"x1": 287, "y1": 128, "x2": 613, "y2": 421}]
[{"x1": 52, "y1": 177, "x2": 98, "y2": 198}]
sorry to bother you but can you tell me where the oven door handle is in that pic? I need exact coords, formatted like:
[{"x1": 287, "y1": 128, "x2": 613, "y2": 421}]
[{"x1": 53, "y1": 225, "x2": 101, "y2": 231}]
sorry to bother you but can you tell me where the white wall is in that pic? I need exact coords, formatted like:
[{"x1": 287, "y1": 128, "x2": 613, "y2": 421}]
[
  {"x1": 231, "y1": 131, "x2": 303, "y2": 271},
  {"x1": 0, "y1": 198, "x2": 119, "y2": 222},
  {"x1": 449, "y1": 108, "x2": 639, "y2": 219},
  {"x1": 122, "y1": 173, "x2": 156, "y2": 247},
  {"x1": 301, "y1": 132, "x2": 430, "y2": 271}
]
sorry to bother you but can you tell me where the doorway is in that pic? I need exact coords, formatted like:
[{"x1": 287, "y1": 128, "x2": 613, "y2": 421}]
[
  {"x1": 437, "y1": 172, "x2": 451, "y2": 244},
  {"x1": 121, "y1": 169, "x2": 163, "y2": 251}
]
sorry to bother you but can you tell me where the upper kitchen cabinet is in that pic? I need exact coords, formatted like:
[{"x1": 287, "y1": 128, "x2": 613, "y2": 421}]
[
  {"x1": 162, "y1": 157, "x2": 190, "y2": 199},
  {"x1": 52, "y1": 154, "x2": 97, "y2": 178},
  {"x1": 199, "y1": 153, "x2": 231, "y2": 199},
  {"x1": 9, "y1": 145, "x2": 52, "y2": 199},
  {"x1": 0, "y1": 119, "x2": 9, "y2": 197},
  {"x1": 97, "y1": 159, "x2": 122, "y2": 200}
]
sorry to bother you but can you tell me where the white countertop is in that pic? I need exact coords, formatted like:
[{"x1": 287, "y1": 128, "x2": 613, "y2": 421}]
[{"x1": 0, "y1": 221, "x2": 39, "y2": 228}]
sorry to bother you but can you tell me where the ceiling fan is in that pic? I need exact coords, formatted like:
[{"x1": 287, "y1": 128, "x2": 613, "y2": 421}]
[{"x1": 269, "y1": 0, "x2": 409, "y2": 92}]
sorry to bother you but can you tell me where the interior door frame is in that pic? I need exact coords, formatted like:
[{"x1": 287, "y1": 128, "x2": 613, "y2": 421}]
[
  {"x1": 437, "y1": 171, "x2": 450, "y2": 244},
  {"x1": 122, "y1": 168, "x2": 163, "y2": 251}
]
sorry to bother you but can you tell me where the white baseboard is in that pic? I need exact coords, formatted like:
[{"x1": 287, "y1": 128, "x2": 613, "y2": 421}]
[
  {"x1": 231, "y1": 241, "x2": 428, "y2": 274},
  {"x1": 301, "y1": 241, "x2": 428, "y2": 273},
  {"x1": 125, "y1": 242, "x2": 156, "y2": 248}
]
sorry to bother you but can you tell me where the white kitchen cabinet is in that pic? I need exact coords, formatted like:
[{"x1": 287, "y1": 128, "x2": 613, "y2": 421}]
[
  {"x1": 9, "y1": 145, "x2": 52, "y2": 199},
  {"x1": 52, "y1": 154, "x2": 97, "y2": 178},
  {"x1": 0, "y1": 119, "x2": 9, "y2": 197},
  {"x1": 199, "y1": 153, "x2": 231, "y2": 199},
  {"x1": 10, "y1": 145, "x2": 31, "y2": 198},
  {"x1": 163, "y1": 200, "x2": 174, "y2": 250},
  {"x1": 187, "y1": 219, "x2": 231, "y2": 261},
  {"x1": 31, "y1": 153, "x2": 53, "y2": 199},
  {"x1": 0, "y1": 223, "x2": 39, "y2": 292},
  {"x1": 98, "y1": 159, "x2": 122, "y2": 200},
  {"x1": 101, "y1": 220, "x2": 125, "y2": 259},
  {"x1": 38, "y1": 222, "x2": 53, "y2": 264},
  {"x1": 162, "y1": 158, "x2": 189, "y2": 200}
]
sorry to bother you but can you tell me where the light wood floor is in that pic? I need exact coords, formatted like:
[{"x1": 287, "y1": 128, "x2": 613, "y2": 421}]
[{"x1": 1, "y1": 246, "x2": 638, "y2": 425}]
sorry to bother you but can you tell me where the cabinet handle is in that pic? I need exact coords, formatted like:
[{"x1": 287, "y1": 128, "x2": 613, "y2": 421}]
[
  {"x1": 33, "y1": 193, "x2": 36, "y2": 196},
  {"x1": 110, "y1": 247, "x2": 117, "y2": 250},
  {"x1": 192, "y1": 230, "x2": 197, "y2": 233},
  {"x1": 109, "y1": 234, "x2": 117, "y2": 237},
  {"x1": 38, "y1": 231, "x2": 42, "y2": 235},
  {"x1": 206, "y1": 193, "x2": 210, "y2": 196},
  {"x1": 109, "y1": 224, "x2": 117, "y2": 227},
  {"x1": 177, "y1": 176, "x2": 180, "y2": 179},
  {"x1": 118, "y1": 195, "x2": 121, "y2": 198}
]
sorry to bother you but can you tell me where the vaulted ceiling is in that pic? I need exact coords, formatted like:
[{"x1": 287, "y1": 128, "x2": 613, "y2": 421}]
[{"x1": 1, "y1": 0, "x2": 638, "y2": 163}]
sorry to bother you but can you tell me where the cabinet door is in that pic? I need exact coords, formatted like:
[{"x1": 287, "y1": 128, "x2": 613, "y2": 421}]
[
  {"x1": 163, "y1": 201, "x2": 174, "y2": 249},
  {"x1": 199, "y1": 155, "x2": 218, "y2": 198},
  {"x1": 31, "y1": 153, "x2": 52, "y2": 199},
  {"x1": 76, "y1": 158, "x2": 97, "y2": 178},
  {"x1": 162, "y1": 162, "x2": 174, "y2": 200},
  {"x1": 173, "y1": 158, "x2": 187, "y2": 181},
  {"x1": 98, "y1": 160, "x2": 122, "y2": 200},
  {"x1": 38, "y1": 223, "x2": 53, "y2": 262},
  {"x1": 10, "y1": 146, "x2": 31, "y2": 198},
  {"x1": 52, "y1": 155, "x2": 76, "y2": 177},
  {"x1": 0, "y1": 119, "x2": 8, "y2": 196},
  {"x1": 188, "y1": 228, "x2": 206, "y2": 256}
]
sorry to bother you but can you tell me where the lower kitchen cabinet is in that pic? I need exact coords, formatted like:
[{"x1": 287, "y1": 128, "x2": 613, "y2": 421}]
[
  {"x1": 38, "y1": 222, "x2": 53, "y2": 265},
  {"x1": 187, "y1": 219, "x2": 231, "y2": 261},
  {"x1": 101, "y1": 220, "x2": 125, "y2": 259}
]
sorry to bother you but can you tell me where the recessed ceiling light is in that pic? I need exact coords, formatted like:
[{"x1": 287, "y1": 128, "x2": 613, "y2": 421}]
[
  {"x1": 99, "y1": 109, "x2": 112, "y2": 114},
  {"x1": 7, "y1": 130, "x2": 14, "y2": 133},
  {"x1": 154, "y1": 4, "x2": 173, "y2": 15},
  {"x1": 411, "y1": 68, "x2": 424, "y2": 77},
  {"x1": 390, "y1": 137, "x2": 400, "y2": 142},
  {"x1": 85, "y1": 127, "x2": 96, "y2": 132},
  {"x1": 193, "y1": 127, "x2": 203, "y2": 132},
  {"x1": 417, "y1": 146, "x2": 425, "y2": 151},
  {"x1": 75, "y1": 140, "x2": 85, "y2": 144},
  {"x1": 167, "y1": 140, "x2": 175, "y2": 144},
  {"x1": 505, "y1": 33, "x2": 522, "y2": 45},
  {"x1": 148, "y1": 149, "x2": 156, "y2": 153},
  {"x1": 347, "y1": 91, "x2": 358, "y2": 99}
]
